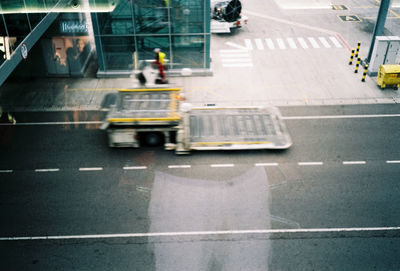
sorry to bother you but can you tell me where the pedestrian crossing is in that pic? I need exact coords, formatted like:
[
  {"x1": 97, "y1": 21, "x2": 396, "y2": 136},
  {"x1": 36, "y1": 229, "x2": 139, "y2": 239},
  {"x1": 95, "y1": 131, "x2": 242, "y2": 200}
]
[
  {"x1": 226, "y1": 36, "x2": 343, "y2": 51},
  {"x1": 219, "y1": 36, "x2": 344, "y2": 68},
  {"x1": 219, "y1": 49, "x2": 253, "y2": 68}
]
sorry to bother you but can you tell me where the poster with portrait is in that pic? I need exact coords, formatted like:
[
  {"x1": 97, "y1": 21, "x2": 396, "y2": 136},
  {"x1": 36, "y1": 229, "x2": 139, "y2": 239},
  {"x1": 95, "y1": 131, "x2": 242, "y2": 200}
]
[{"x1": 48, "y1": 36, "x2": 91, "y2": 76}]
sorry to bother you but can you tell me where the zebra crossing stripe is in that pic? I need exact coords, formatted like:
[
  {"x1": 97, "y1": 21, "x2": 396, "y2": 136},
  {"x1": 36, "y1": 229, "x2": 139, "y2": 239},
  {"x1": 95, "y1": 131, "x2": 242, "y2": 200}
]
[
  {"x1": 297, "y1": 37, "x2": 308, "y2": 49},
  {"x1": 287, "y1": 38, "x2": 297, "y2": 49},
  {"x1": 225, "y1": 41, "x2": 247, "y2": 50},
  {"x1": 223, "y1": 63, "x2": 253, "y2": 67},
  {"x1": 276, "y1": 38, "x2": 286, "y2": 49},
  {"x1": 265, "y1": 38, "x2": 275, "y2": 50},
  {"x1": 244, "y1": 39, "x2": 253, "y2": 50},
  {"x1": 255, "y1": 38, "x2": 264, "y2": 50},
  {"x1": 329, "y1": 36, "x2": 342, "y2": 48},
  {"x1": 308, "y1": 37, "x2": 320, "y2": 48},
  {"x1": 219, "y1": 49, "x2": 248, "y2": 53},
  {"x1": 222, "y1": 58, "x2": 252, "y2": 63},
  {"x1": 223, "y1": 37, "x2": 344, "y2": 54},
  {"x1": 319, "y1": 37, "x2": 331, "y2": 48},
  {"x1": 220, "y1": 54, "x2": 250, "y2": 58}
]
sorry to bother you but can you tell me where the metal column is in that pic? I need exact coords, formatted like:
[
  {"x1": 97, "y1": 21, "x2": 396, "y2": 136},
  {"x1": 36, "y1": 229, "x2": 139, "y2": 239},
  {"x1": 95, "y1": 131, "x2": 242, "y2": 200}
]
[{"x1": 366, "y1": 0, "x2": 392, "y2": 63}]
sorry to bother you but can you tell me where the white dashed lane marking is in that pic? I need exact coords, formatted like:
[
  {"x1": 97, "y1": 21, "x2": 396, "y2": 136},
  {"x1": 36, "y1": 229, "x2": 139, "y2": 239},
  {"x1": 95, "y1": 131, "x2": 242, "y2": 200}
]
[
  {"x1": 255, "y1": 163, "x2": 279, "y2": 167},
  {"x1": 298, "y1": 162, "x2": 324, "y2": 166},
  {"x1": 79, "y1": 167, "x2": 103, "y2": 171},
  {"x1": 2, "y1": 159, "x2": 400, "y2": 174},
  {"x1": 123, "y1": 166, "x2": 147, "y2": 170},
  {"x1": 35, "y1": 168, "x2": 60, "y2": 172},
  {"x1": 210, "y1": 164, "x2": 235, "y2": 168},
  {"x1": 386, "y1": 160, "x2": 400, "y2": 164},
  {"x1": 168, "y1": 165, "x2": 191, "y2": 169},
  {"x1": 343, "y1": 161, "x2": 366, "y2": 165}
]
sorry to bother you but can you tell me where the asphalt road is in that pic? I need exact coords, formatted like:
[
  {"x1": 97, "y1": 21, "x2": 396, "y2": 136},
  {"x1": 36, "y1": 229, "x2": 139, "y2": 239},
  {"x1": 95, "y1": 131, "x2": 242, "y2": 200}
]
[{"x1": 1, "y1": 104, "x2": 400, "y2": 270}]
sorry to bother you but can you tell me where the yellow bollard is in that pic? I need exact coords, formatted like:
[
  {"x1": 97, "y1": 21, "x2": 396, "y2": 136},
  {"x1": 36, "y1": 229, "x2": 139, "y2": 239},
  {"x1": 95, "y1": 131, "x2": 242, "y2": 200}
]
[
  {"x1": 349, "y1": 49, "x2": 355, "y2": 65},
  {"x1": 354, "y1": 57, "x2": 361, "y2": 73},
  {"x1": 355, "y1": 41, "x2": 361, "y2": 59},
  {"x1": 361, "y1": 64, "x2": 369, "y2": 82}
]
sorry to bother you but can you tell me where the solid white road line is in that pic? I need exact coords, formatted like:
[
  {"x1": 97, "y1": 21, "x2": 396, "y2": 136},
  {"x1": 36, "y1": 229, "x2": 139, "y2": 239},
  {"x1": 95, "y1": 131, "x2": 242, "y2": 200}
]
[
  {"x1": 0, "y1": 170, "x2": 13, "y2": 173},
  {"x1": 11, "y1": 114, "x2": 400, "y2": 127},
  {"x1": 386, "y1": 160, "x2": 400, "y2": 164},
  {"x1": 3, "y1": 121, "x2": 102, "y2": 126},
  {"x1": 329, "y1": 36, "x2": 342, "y2": 48},
  {"x1": 265, "y1": 38, "x2": 275, "y2": 49},
  {"x1": 297, "y1": 37, "x2": 309, "y2": 49},
  {"x1": 168, "y1": 165, "x2": 191, "y2": 169},
  {"x1": 298, "y1": 162, "x2": 324, "y2": 166},
  {"x1": 123, "y1": 166, "x2": 147, "y2": 170},
  {"x1": 79, "y1": 167, "x2": 103, "y2": 171},
  {"x1": 343, "y1": 161, "x2": 366, "y2": 165},
  {"x1": 308, "y1": 37, "x2": 320, "y2": 48},
  {"x1": 210, "y1": 164, "x2": 235, "y2": 168},
  {"x1": 255, "y1": 163, "x2": 279, "y2": 167},
  {"x1": 282, "y1": 114, "x2": 400, "y2": 120},
  {"x1": 2, "y1": 227, "x2": 400, "y2": 241},
  {"x1": 35, "y1": 168, "x2": 60, "y2": 172}
]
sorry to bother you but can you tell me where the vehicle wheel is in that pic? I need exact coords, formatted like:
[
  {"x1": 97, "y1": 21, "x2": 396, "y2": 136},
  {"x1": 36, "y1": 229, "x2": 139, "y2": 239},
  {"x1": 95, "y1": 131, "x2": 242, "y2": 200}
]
[{"x1": 145, "y1": 132, "x2": 163, "y2": 146}]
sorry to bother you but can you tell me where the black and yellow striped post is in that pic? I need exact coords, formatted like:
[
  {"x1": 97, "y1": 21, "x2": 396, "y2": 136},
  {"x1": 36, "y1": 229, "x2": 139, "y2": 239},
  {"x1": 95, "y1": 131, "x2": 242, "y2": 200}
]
[
  {"x1": 361, "y1": 64, "x2": 369, "y2": 82},
  {"x1": 355, "y1": 41, "x2": 361, "y2": 59},
  {"x1": 349, "y1": 49, "x2": 355, "y2": 65},
  {"x1": 354, "y1": 57, "x2": 361, "y2": 73}
]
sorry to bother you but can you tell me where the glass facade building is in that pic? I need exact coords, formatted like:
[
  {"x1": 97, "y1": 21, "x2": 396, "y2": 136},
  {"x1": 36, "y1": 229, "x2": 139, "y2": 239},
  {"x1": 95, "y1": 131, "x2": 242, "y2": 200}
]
[
  {"x1": 0, "y1": 0, "x2": 211, "y2": 84},
  {"x1": 90, "y1": 0, "x2": 211, "y2": 76}
]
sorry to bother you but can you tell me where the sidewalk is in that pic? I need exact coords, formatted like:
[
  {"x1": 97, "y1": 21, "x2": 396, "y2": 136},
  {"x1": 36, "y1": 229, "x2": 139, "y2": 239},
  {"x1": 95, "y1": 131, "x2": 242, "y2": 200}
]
[{"x1": 0, "y1": 42, "x2": 400, "y2": 112}]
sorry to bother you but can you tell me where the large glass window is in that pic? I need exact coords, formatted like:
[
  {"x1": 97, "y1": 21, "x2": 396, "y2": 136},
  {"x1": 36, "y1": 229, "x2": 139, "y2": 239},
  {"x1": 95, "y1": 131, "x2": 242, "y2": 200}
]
[
  {"x1": 171, "y1": 35, "x2": 205, "y2": 69},
  {"x1": 100, "y1": 35, "x2": 135, "y2": 70},
  {"x1": 29, "y1": 13, "x2": 46, "y2": 29},
  {"x1": 92, "y1": 0, "x2": 210, "y2": 72},
  {"x1": 170, "y1": 0, "x2": 204, "y2": 34},
  {"x1": 136, "y1": 35, "x2": 170, "y2": 62},
  {"x1": 132, "y1": 0, "x2": 169, "y2": 34},
  {"x1": 0, "y1": 16, "x2": 7, "y2": 36},
  {"x1": 96, "y1": 0, "x2": 133, "y2": 34},
  {"x1": 3, "y1": 13, "x2": 31, "y2": 39},
  {"x1": 1, "y1": 0, "x2": 25, "y2": 12}
]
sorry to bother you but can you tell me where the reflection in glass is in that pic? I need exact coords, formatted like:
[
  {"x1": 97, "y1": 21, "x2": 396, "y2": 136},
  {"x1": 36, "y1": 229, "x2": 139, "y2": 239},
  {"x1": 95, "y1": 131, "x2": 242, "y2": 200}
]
[
  {"x1": 149, "y1": 167, "x2": 272, "y2": 270},
  {"x1": 100, "y1": 35, "x2": 134, "y2": 70}
]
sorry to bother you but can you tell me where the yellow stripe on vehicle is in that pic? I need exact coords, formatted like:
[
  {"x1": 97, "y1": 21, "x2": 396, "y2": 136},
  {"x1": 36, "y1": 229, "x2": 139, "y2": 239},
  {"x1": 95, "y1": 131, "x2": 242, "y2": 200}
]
[
  {"x1": 118, "y1": 88, "x2": 181, "y2": 92},
  {"x1": 108, "y1": 117, "x2": 180, "y2": 122}
]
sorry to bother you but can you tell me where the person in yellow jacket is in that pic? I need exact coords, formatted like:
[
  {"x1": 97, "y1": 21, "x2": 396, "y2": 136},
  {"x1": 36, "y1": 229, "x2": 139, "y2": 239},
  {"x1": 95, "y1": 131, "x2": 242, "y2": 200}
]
[{"x1": 153, "y1": 48, "x2": 168, "y2": 83}]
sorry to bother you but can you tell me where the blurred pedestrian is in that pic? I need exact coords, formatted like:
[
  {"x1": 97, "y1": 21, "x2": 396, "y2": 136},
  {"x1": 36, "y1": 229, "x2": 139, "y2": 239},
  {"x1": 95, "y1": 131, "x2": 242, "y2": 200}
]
[{"x1": 153, "y1": 48, "x2": 167, "y2": 84}]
